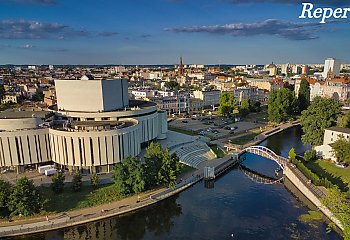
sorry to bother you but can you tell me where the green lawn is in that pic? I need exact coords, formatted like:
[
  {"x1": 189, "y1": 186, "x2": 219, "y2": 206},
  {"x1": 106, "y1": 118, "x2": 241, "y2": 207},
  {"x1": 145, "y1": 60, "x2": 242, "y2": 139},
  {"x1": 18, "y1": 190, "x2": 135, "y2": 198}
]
[
  {"x1": 305, "y1": 160, "x2": 350, "y2": 191},
  {"x1": 246, "y1": 111, "x2": 268, "y2": 122},
  {"x1": 41, "y1": 184, "x2": 122, "y2": 213},
  {"x1": 229, "y1": 133, "x2": 258, "y2": 145},
  {"x1": 209, "y1": 144, "x2": 225, "y2": 158},
  {"x1": 178, "y1": 164, "x2": 196, "y2": 178},
  {"x1": 168, "y1": 126, "x2": 197, "y2": 136}
]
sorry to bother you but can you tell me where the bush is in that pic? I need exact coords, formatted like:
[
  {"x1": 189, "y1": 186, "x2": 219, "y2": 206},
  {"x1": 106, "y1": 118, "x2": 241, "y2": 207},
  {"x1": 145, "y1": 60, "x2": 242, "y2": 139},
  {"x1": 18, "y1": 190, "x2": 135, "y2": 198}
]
[
  {"x1": 72, "y1": 171, "x2": 82, "y2": 192},
  {"x1": 90, "y1": 173, "x2": 99, "y2": 189},
  {"x1": 304, "y1": 149, "x2": 317, "y2": 162},
  {"x1": 51, "y1": 172, "x2": 65, "y2": 194},
  {"x1": 292, "y1": 159, "x2": 335, "y2": 188}
]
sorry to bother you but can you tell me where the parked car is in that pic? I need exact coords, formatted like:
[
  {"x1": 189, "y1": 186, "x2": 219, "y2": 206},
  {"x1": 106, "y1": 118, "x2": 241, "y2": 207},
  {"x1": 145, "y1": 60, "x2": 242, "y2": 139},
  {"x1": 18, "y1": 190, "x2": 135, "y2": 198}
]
[
  {"x1": 336, "y1": 162, "x2": 349, "y2": 168},
  {"x1": 182, "y1": 120, "x2": 188, "y2": 123}
]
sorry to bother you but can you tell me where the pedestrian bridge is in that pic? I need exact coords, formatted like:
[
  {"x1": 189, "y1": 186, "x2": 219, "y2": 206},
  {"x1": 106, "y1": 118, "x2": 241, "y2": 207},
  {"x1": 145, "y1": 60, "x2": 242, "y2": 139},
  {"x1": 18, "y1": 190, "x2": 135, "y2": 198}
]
[{"x1": 240, "y1": 146, "x2": 289, "y2": 171}]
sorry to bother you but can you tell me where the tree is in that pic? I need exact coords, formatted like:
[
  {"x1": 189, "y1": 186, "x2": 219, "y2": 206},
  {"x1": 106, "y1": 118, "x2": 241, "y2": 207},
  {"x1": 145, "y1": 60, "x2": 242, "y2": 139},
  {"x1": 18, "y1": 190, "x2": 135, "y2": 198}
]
[
  {"x1": 0, "y1": 180, "x2": 12, "y2": 217},
  {"x1": 218, "y1": 92, "x2": 236, "y2": 116},
  {"x1": 300, "y1": 97, "x2": 342, "y2": 146},
  {"x1": 51, "y1": 172, "x2": 65, "y2": 194},
  {"x1": 126, "y1": 157, "x2": 145, "y2": 194},
  {"x1": 8, "y1": 177, "x2": 43, "y2": 216},
  {"x1": 164, "y1": 81, "x2": 179, "y2": 90},
  {"x1": 331, "y1": 136, "x2": 350, "y2": 163},
  {"x1": 322, "y1": 187, "x2": 350, "y2": 239},
  {"x1": 158, "y1": 150, "x2": 180, "y2": 188},
  {"x1": 90, "y1": 173, "x2": 100, "y2": 189},
  {"x1": 268, "y1": 88, "x2": 297, "y2": 123},
  {"x1": 144, "y1": 142, "x2": 163, "y2": 188},
  {"x1": 338, "y1": 113, "x2": 350, "y2": 128},
  {"x1": 113, "y1": 163, "x2": 129, "y2": 195},
  {"x1": 289, "y1": 148, "x2": 297, "y2": 161},
  {"x1": 249, "y1": 100, "x2": 261, "y2": 113},
  {"x1": 113, "y1": 156, "x2": 145, "y2": 195},
  {"x1": 72, "y1": 171, "x2": 82, "y2": 192},
  {"x1": 298, "y1": 78, "x2": 310, "y2": 111},
  {"x1": 304, "y1": 149, "x2": 316, "y2": 162},
  {"x1": 31, "y1": 90, "x2": 44, "y2": 102},
  {"x1": 239, "y1": 99, "x2": 250, "y2": 117}
]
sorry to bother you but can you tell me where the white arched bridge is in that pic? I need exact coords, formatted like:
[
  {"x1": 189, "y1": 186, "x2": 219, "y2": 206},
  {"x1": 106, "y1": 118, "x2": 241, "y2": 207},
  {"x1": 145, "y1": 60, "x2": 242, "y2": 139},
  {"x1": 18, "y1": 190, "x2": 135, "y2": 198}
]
[{"x1": 240, "y1": 145, "x2": 289, "y2": 171}]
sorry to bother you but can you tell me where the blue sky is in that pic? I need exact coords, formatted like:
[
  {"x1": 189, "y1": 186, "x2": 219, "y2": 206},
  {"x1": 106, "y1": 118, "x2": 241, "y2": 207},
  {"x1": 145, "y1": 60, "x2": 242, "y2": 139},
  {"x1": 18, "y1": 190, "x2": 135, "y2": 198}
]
[{"x1": 0, "y1": 0, "x2": 349, "y2": 65}]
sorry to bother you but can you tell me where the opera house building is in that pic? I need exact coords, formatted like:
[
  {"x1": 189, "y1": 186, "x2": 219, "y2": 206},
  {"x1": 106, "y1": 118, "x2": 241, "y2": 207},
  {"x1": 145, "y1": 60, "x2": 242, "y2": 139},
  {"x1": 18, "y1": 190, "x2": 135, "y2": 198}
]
[{"x1": 0, "y1": 77, "x2": 167, "y2": 173}]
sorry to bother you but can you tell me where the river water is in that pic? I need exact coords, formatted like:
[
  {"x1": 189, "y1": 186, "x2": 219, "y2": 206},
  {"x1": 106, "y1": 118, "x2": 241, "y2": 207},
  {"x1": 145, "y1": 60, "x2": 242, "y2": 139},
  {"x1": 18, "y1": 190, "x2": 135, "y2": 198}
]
[{"x1": 22, "y1": 126, "x2": 341, "y2": 240}]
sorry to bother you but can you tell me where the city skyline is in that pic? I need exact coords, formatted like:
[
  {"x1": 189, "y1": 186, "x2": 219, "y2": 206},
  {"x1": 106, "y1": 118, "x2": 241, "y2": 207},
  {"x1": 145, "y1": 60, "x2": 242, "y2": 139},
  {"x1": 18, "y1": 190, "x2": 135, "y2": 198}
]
[{"x1": 0, "y1": 0, "x2": 349, "y2": 65}]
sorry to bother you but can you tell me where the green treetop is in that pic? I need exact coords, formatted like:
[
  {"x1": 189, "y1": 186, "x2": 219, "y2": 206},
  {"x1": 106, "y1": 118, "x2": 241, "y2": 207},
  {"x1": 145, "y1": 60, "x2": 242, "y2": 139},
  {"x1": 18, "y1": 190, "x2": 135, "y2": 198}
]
[
  {"x1": 8, "y1": 177, "x2": 44, "y2": 216},
  {"x1": 298, "y1": 78, "x2": 310, "y2": 112},
  {"x1": 331, "y1": 136, "x2": 350, "y2": 164},
  {"x1": 218, "y1": 92, "x2": 236, "y2": 116},
  {"x1": 268, "y1": 88, "x2": 297, "y2": 123},
  {"x1": 300, "y1": 97, "x2": 342, "y2": 146}
]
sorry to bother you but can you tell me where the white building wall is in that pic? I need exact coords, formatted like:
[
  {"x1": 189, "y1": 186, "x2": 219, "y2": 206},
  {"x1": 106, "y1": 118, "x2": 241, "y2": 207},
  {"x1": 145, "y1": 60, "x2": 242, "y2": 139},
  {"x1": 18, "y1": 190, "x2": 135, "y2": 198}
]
[
  {"x1": 0, "y1": 129, "x2": 51, "y2": 167},
  {"x1": 55, "y1": 79, "x2": 129, "y2": 112},
  {"x1": 323, "y1": 58, "x2": 341, "y2": 78}
]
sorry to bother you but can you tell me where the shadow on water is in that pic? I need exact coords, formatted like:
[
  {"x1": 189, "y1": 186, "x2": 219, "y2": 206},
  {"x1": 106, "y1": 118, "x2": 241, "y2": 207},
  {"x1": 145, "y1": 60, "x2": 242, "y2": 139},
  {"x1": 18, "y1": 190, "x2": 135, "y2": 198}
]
[{"x1": 14, "y1": 196, "x2": 182, "y2": 240}]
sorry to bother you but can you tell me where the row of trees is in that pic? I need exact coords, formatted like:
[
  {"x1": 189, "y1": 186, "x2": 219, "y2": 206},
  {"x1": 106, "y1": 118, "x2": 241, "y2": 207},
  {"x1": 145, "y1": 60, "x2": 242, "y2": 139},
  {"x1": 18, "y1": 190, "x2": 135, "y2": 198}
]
[
  {"x1": 0, "y1": 177, "x2": 44, "y2": 218},
  {"x1": 51, "y1": 171, "x2": 100, "y2": 194},
  {"x1": 113, "y1": 142, "x2": 181, "y2": 196}
]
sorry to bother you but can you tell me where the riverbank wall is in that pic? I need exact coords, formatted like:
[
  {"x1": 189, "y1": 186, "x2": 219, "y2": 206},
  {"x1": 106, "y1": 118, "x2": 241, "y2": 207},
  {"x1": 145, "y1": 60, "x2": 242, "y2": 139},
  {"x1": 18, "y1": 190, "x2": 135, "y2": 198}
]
[{"x1": 284, "y1": 164, "x2": 344, "y2": 232}]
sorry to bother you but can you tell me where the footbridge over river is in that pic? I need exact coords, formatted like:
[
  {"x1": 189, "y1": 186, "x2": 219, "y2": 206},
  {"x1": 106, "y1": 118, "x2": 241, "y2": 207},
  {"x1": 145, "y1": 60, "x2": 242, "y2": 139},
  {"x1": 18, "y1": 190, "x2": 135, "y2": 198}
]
[
  {"x1": 231, "y1": 146, "x2": 343, "y2": 231},
  {"x1": 240, "y1": 145, "x2": 289, "y2": 171}
]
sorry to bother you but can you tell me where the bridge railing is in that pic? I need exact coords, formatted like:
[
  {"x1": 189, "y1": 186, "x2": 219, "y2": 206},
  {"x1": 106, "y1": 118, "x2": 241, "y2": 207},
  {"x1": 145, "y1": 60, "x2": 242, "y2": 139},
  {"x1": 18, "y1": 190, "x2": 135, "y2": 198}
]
[{"x1": 243, "y1": 146, "x2": 288, "y2": 169}]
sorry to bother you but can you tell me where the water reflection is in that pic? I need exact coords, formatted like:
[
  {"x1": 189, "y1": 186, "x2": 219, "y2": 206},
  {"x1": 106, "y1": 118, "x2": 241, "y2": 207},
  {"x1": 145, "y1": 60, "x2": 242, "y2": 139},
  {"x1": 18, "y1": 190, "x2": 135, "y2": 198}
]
[
  {"x1": 262, "y1": 126, "x2": 311, "y2": 157},
  {"x1": 62, "y1": 196, "x2": 182, "y2": 240}
]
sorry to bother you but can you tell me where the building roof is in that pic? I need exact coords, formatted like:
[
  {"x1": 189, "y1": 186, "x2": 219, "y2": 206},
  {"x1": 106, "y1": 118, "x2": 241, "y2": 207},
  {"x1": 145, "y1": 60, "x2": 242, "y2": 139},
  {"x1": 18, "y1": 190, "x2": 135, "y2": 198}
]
[
  {"x1": 326, "y1": 126, "x2": 350, "y2": 134},
  {"x1": 0, "y1": 110, "x2": 52, "y2": 119}
]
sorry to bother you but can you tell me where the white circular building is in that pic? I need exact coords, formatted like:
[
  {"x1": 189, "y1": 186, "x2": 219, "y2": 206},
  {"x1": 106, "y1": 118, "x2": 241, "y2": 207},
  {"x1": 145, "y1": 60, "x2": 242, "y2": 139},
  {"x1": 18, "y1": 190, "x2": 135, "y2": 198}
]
[{"x1": 0, "y1": 77, "x2": 167, "y2": 173}]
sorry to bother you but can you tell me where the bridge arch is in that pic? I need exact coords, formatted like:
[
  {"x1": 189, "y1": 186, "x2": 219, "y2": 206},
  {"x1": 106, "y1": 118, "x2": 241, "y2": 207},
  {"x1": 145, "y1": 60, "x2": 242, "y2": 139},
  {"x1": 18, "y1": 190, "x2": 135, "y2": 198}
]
[{"x1": 241, "y1": 145, "x2": 289, "y2": 171}]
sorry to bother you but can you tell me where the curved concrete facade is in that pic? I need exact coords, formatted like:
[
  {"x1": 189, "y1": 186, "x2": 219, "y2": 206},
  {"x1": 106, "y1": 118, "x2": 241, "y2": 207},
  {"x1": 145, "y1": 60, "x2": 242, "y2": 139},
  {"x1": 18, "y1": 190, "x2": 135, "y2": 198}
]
[
  {"x1": 49, "y1": 119, "x2": 141, "y2": 172},
  {"x1": 0, "y1": 78, "x2": 167, "y2": 173},
  {"x1": 0, "y1": 107, "x2": 168, "y2": 173},
  {"x1": 0, "y1": 128, "x2": 51, "y2": 168}
]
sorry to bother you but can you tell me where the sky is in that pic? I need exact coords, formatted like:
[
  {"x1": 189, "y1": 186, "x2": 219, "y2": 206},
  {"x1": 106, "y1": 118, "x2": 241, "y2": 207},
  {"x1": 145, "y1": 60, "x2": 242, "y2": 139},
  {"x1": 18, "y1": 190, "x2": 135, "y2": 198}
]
[{"x1": 0, "y1": 0, "x2": 349, "y2": 65}]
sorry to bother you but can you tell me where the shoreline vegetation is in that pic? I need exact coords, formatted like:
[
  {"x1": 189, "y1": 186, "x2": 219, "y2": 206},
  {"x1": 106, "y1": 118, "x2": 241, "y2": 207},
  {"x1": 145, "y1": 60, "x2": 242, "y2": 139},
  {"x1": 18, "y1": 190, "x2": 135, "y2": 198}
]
[{"x1": 0, "y1": 142, "x2": 193, "y2": 224}]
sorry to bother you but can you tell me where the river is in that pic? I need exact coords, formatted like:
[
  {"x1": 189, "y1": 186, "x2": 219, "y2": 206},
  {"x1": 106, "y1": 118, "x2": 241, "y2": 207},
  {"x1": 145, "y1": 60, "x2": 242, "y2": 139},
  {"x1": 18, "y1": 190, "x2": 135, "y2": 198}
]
[{"x1": 21, "y1": 126, "x2": 341, "y2": 240}]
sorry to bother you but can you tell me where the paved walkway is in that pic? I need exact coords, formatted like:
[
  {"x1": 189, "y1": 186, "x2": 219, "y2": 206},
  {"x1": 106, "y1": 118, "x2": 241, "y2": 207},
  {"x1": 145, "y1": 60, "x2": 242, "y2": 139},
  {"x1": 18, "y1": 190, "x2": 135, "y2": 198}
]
[{"x1": 0, "y1": 186, "x2": 166, "y2": 237}]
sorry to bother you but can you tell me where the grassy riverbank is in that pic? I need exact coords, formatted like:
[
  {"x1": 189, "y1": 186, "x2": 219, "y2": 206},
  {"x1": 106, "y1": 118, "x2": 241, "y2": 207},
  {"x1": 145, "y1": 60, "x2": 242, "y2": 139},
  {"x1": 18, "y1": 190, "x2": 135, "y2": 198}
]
[
  {"x1": 35, "y1": 164, "x2": 195, "y2": 214},
  {"x1": 304, "y1": 160, "x2": 350, "y2": 191},
  {"x1": 41, "y1": 184, "x2": 122, "y2": 213}
]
